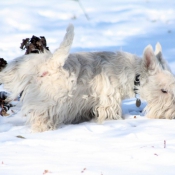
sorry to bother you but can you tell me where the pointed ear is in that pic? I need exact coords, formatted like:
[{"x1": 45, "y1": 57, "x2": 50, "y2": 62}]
[
  {"x1": 154, "y1": 42, "x2": 163, "y2": 68},
  {"x1": 154, "y1": 42, "x2": 172, "y2": 72},
  {"x1": 155, "y1": 42, "x2": 162, "y2": 55},
  {"x1": 51, "y1": 24, "x2": 74, "y2": 67},
  {"x1": 143, "y1": 45, "x2": 155, "y2": 70},
  {"x1": 142, "y1": 44, "x2": 162, "y2": 75}
]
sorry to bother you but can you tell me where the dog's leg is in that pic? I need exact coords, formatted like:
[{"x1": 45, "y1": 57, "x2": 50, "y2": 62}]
[
  {"x1": 21, "y1": 93, "x2": 62, "y2": 132},
  {"x1": 27, "y1": 111, "x2": 57, "y2": 132},
  {"x1": 91, "y1": 73, "x2": 123, "y2": 123},
  {"x1": 95, "y1": 96, "x2": 122, "y2": 123}
]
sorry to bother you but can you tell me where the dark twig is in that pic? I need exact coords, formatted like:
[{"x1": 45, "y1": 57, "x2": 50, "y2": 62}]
[
  {"x1": 164, "y1": 140, "x2": 166, "y2": 148},
  {"x1": 20, "y1": 35, "x2": 49, "y2": 55},
  {"x1": 77, "y1": 0, "x2": 90, "y2": 20},
  {"x1": 72, "y1": 0, "x2": 90, "y2": 20},
  {"x1": 0, "y1": 58, "x2": 7, "y2": 71},
  {"x1": 0, "y1": 92, "x2": 12, "y2": 116}
]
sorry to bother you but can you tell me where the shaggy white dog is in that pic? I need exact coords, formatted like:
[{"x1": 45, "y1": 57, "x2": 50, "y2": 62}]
[{"x1": 1, "y1": 24, "x2": 175, "y2": 132}]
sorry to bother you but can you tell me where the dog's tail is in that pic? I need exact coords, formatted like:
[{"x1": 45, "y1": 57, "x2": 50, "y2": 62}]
[{"x1": 51, "y1": 24, "x2": 74, "y2": 66}]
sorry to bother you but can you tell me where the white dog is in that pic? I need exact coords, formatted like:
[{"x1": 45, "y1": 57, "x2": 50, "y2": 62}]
[{"x1": 1, "y1": 24, "x2": 175, "y2": 132}]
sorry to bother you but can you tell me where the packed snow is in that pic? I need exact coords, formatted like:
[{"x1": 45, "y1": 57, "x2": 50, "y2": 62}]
[{"x1": 0, "y1": 0, "x2": 175, "y2": 175}]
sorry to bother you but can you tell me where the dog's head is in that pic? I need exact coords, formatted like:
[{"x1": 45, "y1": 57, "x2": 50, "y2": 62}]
[{"x1": 139, "y1": 43, "x2": 175, "y2": 119}]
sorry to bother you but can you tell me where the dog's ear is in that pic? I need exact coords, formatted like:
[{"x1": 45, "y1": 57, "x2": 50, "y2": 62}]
[
  {"x1": 51, "y1": 24, "x2": 74, "y2": 67},
  {"x1": 155, "y1": 42, "x2": 164, "y2": 67},
  {"x1": 143, "y1": 45, "x2": 161, "y2": 73},
  {"x1": 154, "y1": 42, "x2": 171, "y2": 72},
  {"x1": 155, "y1": 42, "x2": 162, "y2": 55}
]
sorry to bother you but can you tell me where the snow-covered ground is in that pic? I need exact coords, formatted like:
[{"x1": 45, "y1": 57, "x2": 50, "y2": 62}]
[{"x1": 0, "y1": 0, "x2": 175, "y2": 175}]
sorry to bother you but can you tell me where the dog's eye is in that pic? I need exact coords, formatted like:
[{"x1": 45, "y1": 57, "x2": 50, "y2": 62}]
[{"x1": 161, "y1": 89, "x2": 168, "y2": 93}]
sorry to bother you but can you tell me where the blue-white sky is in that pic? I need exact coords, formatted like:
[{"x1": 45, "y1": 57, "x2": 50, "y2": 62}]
[{"x1": 0, "y1": 0, "x2": 175, "y2": 68}]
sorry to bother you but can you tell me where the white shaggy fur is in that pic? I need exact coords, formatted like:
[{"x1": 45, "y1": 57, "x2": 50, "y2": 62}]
[{"x1": 1, "y1": 24, "x2": 175, "y2": 132}]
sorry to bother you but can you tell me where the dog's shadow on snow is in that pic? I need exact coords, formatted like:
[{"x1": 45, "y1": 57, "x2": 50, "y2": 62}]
[
  {"x1": 122, "y1": 98, "x2": 147, "y2": 118},
  {"x1": 0, "y1": 98, "x2": 147, "y2": 133}
]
